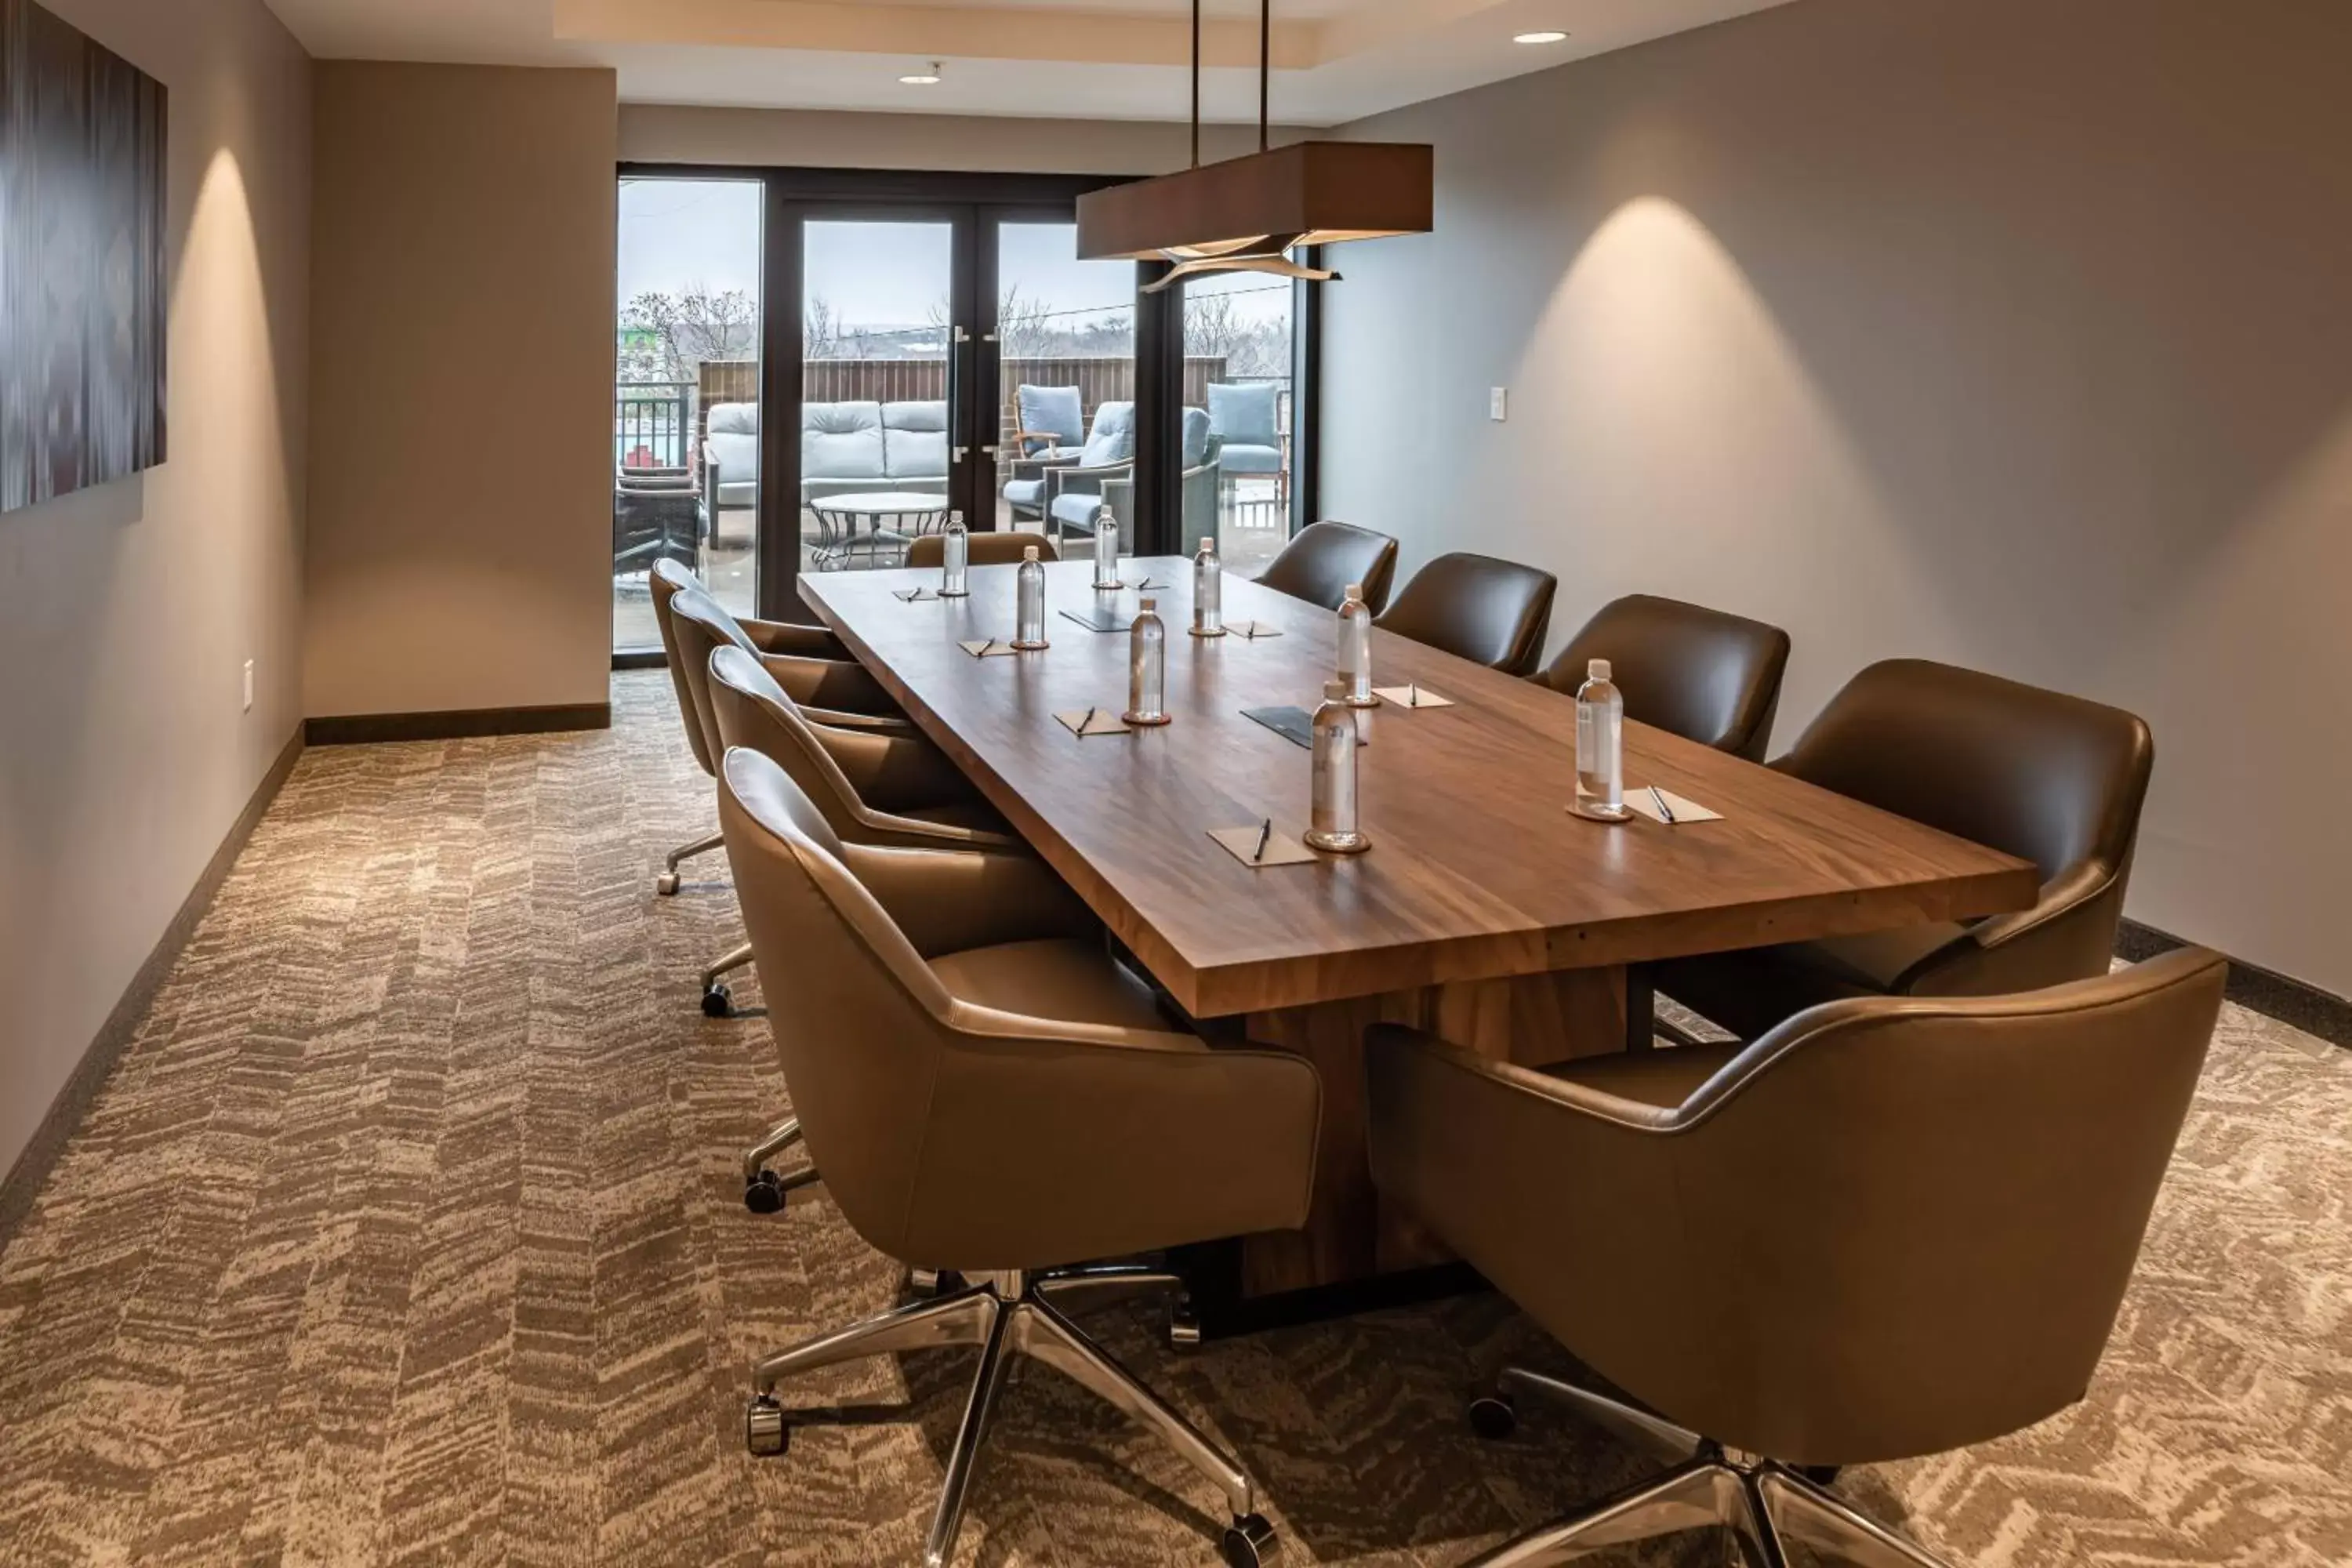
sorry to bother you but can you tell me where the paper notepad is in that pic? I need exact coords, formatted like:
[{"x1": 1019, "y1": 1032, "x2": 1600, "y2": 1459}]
[
  {"x1": 1624, "y1": 787, "x2": 1723, "y2": 825},
  {"x1": 1207, "y1": 824, "x2": 1318, "y2": 867},
  {"x1": 1060, "y1": 606, "x2": 1128, "y2": 633},
  {"x1": 892, "y1": 586, "x2": 942, "y2": 603},
  {"x1": 1225, "y1": 620, "x2": 1282, "y2": 640},
  {"x1": 1373, "y1": 685, "x2": 1454, "y2": 710},
  {"x1": 957, "y1": 638, "x2": 1022, "y2": 659},
  {"x1": 1054, "y1": 709, "x2": 1133, "y2": 738}
]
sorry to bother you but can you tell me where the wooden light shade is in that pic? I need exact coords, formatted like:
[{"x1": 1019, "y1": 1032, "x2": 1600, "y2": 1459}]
[{"x1": 1075, "y1": 141, "x2": 1433, "y2": 263}]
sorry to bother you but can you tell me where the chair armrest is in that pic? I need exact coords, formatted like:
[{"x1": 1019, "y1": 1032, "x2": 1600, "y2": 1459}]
[
  {"x1": 901, "y1": 1020, "x2": 1323, "y2": 1262},
  {"x1": 840, "y1": 840, "x2": 1095, "y2": 957},
  {"x1": 760, "y1": 653, "x2": 901, "y2": 718},
  {"x1": 1011, "y1": 452, "x2": 1080, "y2": 481},
  {"x1": 1968, "y1": 860, "x2": 2115, "y2": 953},
  {"x1": 1893, "y1": 858, "x2": 2126, "y2": 996},
  {"x1": 800, "y1": 706, "x2": 919, "y2": 737},
  {"x1": 815, "y1": 724, "x2": 983, "y2": 815},
  {"x1": 741, "y1": 616, "x2": 850, "y2": 662}
]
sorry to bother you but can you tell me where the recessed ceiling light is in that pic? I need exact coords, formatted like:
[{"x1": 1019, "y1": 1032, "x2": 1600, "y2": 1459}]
[
  {"x1": 900, "y1": 62, "x2": 942, "y2": 85},
  {"x1": 1513, "y1": 31, "x2": 1569, "y2": 45}
]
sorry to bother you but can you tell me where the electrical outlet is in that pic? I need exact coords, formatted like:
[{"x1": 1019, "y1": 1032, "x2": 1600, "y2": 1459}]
[
  {"x1": 1489, "y1": 387, "x2": 1508, "y2": 422},
  {"x1": 242, "y1": 659, "x2": 255, "y2": 713}
]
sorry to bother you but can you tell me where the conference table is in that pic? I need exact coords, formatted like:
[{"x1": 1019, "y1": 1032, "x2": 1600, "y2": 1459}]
[{"x1": 801, "y1": 556, "x2": 2039, "y2": 1332}]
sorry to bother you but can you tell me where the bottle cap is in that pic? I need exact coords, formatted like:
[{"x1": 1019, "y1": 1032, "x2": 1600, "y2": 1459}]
[
  {"x1": 1589, "y1": 659, "x2": 1611, "y2": 681},
  {"x1": 1345, "y1": 583, "x2": 1363, "y2": 601},
  {"x1": 1139, "y1": 597, "x2": 1157, "y2": 612},
  {"x1": 1023, "y1": 546, "x2": 1040, "y2": 561},
  {"x1": 1325, "y1": 679, "x2": 1347, "y2": 699},
  {"x1": 948, "y1": 510, "x2": 963, "y2": 524}
]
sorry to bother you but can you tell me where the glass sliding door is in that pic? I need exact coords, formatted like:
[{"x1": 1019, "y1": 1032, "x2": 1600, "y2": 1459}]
[
  {"x1": 612, "y1": 176, "x2": 763, "y2": 653},
  {"x1": 799, "y1": 217, "x2": 960, "y2": 573},
  {"x1": 988, "y1": 220, "x2": 1138, "y2": 554},
  {"x1": 1183, "y1": 270, "x2": 1299, "y2": 574}
]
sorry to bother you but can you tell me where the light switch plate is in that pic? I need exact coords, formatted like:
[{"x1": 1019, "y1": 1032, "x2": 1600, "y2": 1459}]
[{"x1": 1489, "y1": 387, "x2": 1508, "y2": 422}]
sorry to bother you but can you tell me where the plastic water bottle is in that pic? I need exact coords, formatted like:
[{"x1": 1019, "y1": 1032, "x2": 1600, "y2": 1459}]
[
  {"x1": 1014, "y1": 546, "x2": 1049, "y2": 649},
  {"x1": 1192, "y1": 537, "x2": 1224, "y2": 637},
  {"x1": 1338, "y1": 583, "x2": 1377, "y2": 707},
  {"x1": 1576, "y1": 659, "x2": 1628, "y2": 819},
  {"x1": 939, "y1": 511, "x2": 969, "y2": 597},
  {"x1": 1124, "y1": 598, "x2": 1171, "y2": 726},
  {"x1": 1093, "y1": 508, "x2": 1122, "y2": 589},
  {"x1": 1305, "y1": 681, "x2": 1370, "y2": 853}
]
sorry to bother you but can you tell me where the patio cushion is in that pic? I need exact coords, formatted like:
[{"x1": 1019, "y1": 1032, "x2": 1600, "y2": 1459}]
[
  {"x1": 1002, "y1": 477, "x2": 1046, "y2": 507},
  {"x1": 1017, "y1": 385, "x2": 1084, "y2": 452},
  {"x1": 803, "y1": 401, "x2": 886, "y2": 480},
  {"x1": 882, "y1": 400, "x2": 949, "y2": 481},
  {"x1": 1209, "y1": 383, "x2": 1279, "y2": 447},
  {"x1": 1219, "y1": 442, "x2": 1283, "y2": 477},
  {"x1": 1051, "y1": 492, "x2": 1105, "y2": 532},
  {"x1": 1181, "y1": 405, "x2": 1213, "y2": 468},
  {"x1": 1079, "y1": 401, "x2": 1136, "y2": 468},
  {"x1": 706, "y1": 402, "x2": 760, "y2": 506}
]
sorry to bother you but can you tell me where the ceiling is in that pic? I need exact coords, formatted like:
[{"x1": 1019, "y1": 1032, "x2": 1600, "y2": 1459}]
[{"x1": 262, "y1": 0, "x2": 1796, "y2": 127}]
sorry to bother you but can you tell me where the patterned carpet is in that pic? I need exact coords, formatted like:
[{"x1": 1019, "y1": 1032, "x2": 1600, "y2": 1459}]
[{"x1": 1, "y1": 672, "x2": 2345, "y2": 1567}]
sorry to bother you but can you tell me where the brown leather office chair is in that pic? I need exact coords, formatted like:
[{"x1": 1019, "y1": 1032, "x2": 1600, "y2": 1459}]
[
  {"x1": 902, "y1": 530, "x2": 1058, "y2": 569},
  {"x1": 720, "y1": 747, "x2": 1320, "y2": 1568},
  {"x1": 648, "y1": 560, "x2": 861, "y2": 896},
  {"x1": 1250, "y1": 521, "x2": 1400, "y2": 615},
  {"x1": 1375, "y1": 552, "x2": 1559, "y2": 675},
  {"x1": 1655, "y1": 659, "x2": 2156, "y2": 1040},
  {"x1": 662, "y1": 590, "x2": 913, "y2": 1016},
  {"x1": 1367, "y1": 947, "x2": 2226, "y2": 1567},
  {"x1": 1534, "y1": 594, "x2": 1792, "y2": 763},
  {"x1": 698, "y1": 643, "x2": 1014, "y2": 1032}
]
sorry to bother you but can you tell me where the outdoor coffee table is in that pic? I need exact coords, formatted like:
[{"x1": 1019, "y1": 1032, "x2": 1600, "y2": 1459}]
[{"x1": 808, "y1": 492, "x2": 952, "y2": 569}]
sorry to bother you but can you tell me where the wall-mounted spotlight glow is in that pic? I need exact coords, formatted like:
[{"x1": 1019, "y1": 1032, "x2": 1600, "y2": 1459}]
[
  {"x1": 1512, "y1": 31, "x2": 1570, "y2": 45},
  {"x1": 900, "y1": 62, "x2": 943, "y2": 85}
]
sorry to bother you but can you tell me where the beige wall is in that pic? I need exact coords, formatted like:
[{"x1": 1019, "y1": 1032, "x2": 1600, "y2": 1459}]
[
  {"x1": 307, "y1": 64, "x2": 617, "y2": 718},
  {"x1": 0, "y1": 0, "x2": 312, "y2": 1171},
  {"x1": 621, "y1": 102, "x2": 1306, "y2": 174},
  {"x1": 1323, "y1": 0, "x2": 2352, "y2": 996}
]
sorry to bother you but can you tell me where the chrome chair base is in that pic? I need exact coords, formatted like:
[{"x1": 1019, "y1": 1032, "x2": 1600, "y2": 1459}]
[
  {"x1": 659, "y1": 829, "x2": 725, "y2": 896},
  {"x1": 745, "y1": 1266, "x2": 1272, "y2": 1568},
  {"x1": 1467, "y1": 1367, "x2": 1950, "y2": 1568},
  {"x1": 701, "y1": 940, "x2": 754, "y2": 1017},
  {"x1": 741, "y1": 1119, "x2": 819, "y2": 1214}
]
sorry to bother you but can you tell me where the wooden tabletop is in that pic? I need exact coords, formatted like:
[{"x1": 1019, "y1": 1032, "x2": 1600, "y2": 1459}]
[{"x1": 803, "y1": 557, "x2": 2038, "y2": 1018}]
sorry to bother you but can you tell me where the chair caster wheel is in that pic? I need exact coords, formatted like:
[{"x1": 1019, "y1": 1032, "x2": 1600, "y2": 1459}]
[
  {"x1": 702, "y1": 985, "x2": 733, "y2": 1018},
  {"x1": 1221, "y1": 1512, "x2": 1276, "y2": 1568},
  {"x1": 1468, "y1": 1395, "x2": 1518, "y2": 1440},
  {"x1": 656, "y1": 871, "x2": 681, "y2": 896},
  {"x1": 743, "y1": 1171, "x2": 786, "y2": 1214},
  {"x1": 745, "y1": 1396, "x2": 788, "y2": 1457},
  {"x1": 909, "y1": 1269, "x2": 942, "y2": 1298},
  {"x1": 1167, "y1": 1298, "x2": 1203, "y2": 1351}
]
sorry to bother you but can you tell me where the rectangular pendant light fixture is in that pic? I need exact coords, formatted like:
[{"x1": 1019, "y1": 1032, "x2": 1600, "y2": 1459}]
[{"x1": 1075, "y1": 141, "x2": 1433, "y2": 263}]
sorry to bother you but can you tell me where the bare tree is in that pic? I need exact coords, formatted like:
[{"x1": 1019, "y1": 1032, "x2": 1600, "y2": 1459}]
[{"x1": 622, "y1": 285, "x2": 759, "y2": 381}]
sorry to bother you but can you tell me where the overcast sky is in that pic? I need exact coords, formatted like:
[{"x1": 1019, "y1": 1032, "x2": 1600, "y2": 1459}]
[{"x1": 619, "y1": 176, "x2": 1284, "y2": 332}]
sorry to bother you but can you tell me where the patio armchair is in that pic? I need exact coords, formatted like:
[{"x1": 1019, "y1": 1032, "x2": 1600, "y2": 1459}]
[
  {"x1": 1000, "y1": 383, "x2": 1086, "y2": 525},
  {"x1": 1040, "y1": 401, "x2": 1137, "y2": 550},
  {"x1": 1207, "y1": 383, "x2": 1285, "y2": 513}
]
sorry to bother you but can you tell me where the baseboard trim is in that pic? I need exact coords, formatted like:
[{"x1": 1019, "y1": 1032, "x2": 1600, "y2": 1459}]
[
  {"x1": 305, "y1": 702, "x2": 612, "y2": 746},
  {"x1": 2119, "y1": 918, "x2": 2350, "y2": 1051},
  {"x1": 0, "y1": 728, "x2": 307, "y2": 1250}
]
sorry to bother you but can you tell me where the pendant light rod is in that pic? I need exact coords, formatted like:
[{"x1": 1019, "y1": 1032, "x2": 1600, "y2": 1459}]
[
  {"x1": 1190, "y1": 0, "x2": 1201, "y2": 169},
  {"x1": 1259, "y1": 0, "x2": 1271, "y2": 152}
]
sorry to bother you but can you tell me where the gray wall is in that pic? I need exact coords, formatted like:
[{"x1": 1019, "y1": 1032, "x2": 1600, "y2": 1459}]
[
  {"x1": 0, "y1": 0, "x2": 312, "y2": 1171},
  {"x1": 1322, "y1": 0, "x2": 2352, "y2": 998},
  {"x1": 306, "y1": 64, "x2": 617, "y2": 720}
]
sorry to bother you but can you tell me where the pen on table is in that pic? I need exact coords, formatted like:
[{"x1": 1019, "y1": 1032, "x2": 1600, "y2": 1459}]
[
  {"x1": 1082, "y1": 706, "x2": 1097, "y2": 734},
  {"x1": 1252, "y1": 818, "x2": 1272, "y2": 862},
  {"x1": 1407, "y1": 682, "x2": 1419, "y2": 708},
  {"x1": 1649, "y1": 785, "x2": 1676, "y2": 824}
]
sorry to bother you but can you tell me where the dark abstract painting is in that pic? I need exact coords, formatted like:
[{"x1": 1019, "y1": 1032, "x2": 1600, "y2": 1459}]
[{"x1": 0, "y1": 0, "x2": 166, "y2": 515}]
